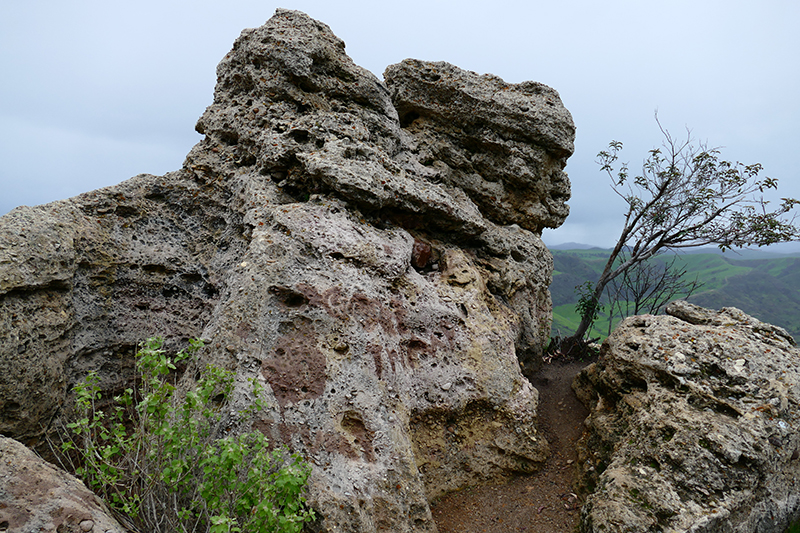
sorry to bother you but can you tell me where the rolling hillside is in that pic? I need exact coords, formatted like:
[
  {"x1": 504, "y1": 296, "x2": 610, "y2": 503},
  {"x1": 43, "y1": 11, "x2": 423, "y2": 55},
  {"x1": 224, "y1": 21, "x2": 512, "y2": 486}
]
[{"x1": 550, "y1": 248, "x2": 800, "y2": 342}]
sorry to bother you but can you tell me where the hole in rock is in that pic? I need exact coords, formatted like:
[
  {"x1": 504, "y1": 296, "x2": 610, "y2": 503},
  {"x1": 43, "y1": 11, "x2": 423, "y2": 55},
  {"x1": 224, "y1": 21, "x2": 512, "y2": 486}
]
[
  {"x1": 115, "y1": 205, "x2": 139, "y2": 218},
  {"x1": 288, "y1": 129, "x2": 310, "y2": 143},
  {"x1": 399, "y1": 110, "x2": 420, "y2": 128},
  {"x1": 181, "y1": 273, "x2": 203, "y2": 284},
  {"x1": 269, "y1": 286, "x2": 309, "y2": 308},
  {"x1": 161, "y1": 286, "x2": 183, "y2": 299},
  {"x1": 235, "y1": 153, "x2": 256, "y2": 167}
]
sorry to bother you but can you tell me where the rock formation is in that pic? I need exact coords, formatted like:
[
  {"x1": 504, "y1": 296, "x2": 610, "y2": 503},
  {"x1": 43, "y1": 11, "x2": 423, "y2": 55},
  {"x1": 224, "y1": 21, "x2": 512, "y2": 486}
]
[
  {"x1": 0, "y1": 9, "x2": 574, "y2": 532},
  {"x1": 574, "y1": 301, "x2": 800, "y2": 532},
  {"x1": 0, "y1": 435, "x2": 125, "y2": 533}
]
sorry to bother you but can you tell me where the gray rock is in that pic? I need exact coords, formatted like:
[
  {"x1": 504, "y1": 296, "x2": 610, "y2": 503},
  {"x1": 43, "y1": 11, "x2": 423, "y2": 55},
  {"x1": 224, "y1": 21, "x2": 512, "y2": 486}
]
[
  {"x1": 0, "y1": 175, "x2": 246, "y2": 447},
  {"x1": 0, "y1": 9, "x2": 574, "y2": 532},
  {"x1": 0, "y1": 435, "x2": 125, "y2": 533},
  {"x1": 384, "y1": 59, "x2": 573, "y2": 233},
  {"x1": 574, "y1": 302, "x2": 800, "y2": 532}
]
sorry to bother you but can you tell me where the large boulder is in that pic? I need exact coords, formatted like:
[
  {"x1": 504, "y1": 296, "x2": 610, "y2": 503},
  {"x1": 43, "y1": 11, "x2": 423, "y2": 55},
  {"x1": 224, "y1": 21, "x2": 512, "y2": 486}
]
[
  {"x1": 385, "y1": 58, "x2": 573, "y2": 233},
  {"x1": 0, "y1": 435, "x2": 125, "y2": 533},
  {"x1": 0, "y1": 9, "x2": 574, "y2": 532},
  {"x1": 574, "y1": 301, "x2": 800, "y2": 532}
]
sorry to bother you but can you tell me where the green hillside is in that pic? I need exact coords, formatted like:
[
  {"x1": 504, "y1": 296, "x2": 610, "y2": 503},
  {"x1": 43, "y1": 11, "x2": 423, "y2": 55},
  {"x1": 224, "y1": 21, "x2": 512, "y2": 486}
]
[{"x1": 550, "y1": 249, "x2": 800, "y2": 342}]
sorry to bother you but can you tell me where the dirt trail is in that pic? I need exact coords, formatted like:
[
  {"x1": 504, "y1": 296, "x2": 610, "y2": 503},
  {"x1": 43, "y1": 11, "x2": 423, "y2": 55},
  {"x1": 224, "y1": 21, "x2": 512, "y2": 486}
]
[{"x1": 431, "y1": 360, "x2": 590, "y2": 532}]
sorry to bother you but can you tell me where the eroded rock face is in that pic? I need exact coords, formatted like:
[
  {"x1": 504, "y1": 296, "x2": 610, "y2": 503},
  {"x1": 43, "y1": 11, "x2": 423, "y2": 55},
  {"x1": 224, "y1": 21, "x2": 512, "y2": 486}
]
[
  {"x1": 385, "y1": 59, "x2": 573, "y2": 232},
  {"x1": 0, "y1": 177, "x2": 246, "y2": 447},
  {"x1": 0, "y1": 435, "x2": 125, "y2": 533},
  {"x1": 574, "y1": 301, "x2": 800, "y2": 533},
  {"x1": 0, "y1": 9, "x2": 574, "y2": 532}
]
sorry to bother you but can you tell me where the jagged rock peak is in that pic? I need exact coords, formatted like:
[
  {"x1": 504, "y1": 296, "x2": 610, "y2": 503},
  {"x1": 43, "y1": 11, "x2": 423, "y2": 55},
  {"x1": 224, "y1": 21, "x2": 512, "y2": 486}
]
[
  {"x1": 386, "y1": 58, "x2": 574, "y2": 157},
  {"x1": 188, "y1": 8, "x2": 573, "y2": 234},
  {"x1": 385, "y1": 59, "x2": 573, "y2": 231}
]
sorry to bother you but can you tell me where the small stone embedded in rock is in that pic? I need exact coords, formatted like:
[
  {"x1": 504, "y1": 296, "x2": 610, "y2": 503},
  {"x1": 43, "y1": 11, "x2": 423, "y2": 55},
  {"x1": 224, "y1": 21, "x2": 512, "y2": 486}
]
[{"x1": 411, "y1": 238, "x2": 432, "y2": 269}]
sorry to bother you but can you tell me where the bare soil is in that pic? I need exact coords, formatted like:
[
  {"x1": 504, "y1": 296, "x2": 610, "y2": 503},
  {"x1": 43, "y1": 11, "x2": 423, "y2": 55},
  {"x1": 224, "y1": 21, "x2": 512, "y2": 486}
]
[{"x1": 431, "y1": 359, "x2": 590, "y2": 532}]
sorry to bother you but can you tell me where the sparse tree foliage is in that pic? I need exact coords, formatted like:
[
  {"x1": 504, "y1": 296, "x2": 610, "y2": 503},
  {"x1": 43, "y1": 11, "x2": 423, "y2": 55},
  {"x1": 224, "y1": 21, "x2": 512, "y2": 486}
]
[
  {"x1": 574, "y1": 281, "x2": 604, "y2": 338},
  {"x1": 571, "y1": 117, "x2": 800, "y2": 341}
]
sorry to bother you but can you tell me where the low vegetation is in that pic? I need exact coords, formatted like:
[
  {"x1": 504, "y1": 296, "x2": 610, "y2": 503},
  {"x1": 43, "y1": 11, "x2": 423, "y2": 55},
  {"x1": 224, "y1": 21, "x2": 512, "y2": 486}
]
[{"x1": 59, "y1": 337, "x2": 315, "y2": 533}]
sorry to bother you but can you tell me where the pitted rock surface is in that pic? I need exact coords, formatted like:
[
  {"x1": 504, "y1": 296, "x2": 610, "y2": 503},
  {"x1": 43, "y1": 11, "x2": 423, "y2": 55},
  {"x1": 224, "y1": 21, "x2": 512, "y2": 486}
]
[
  {"x1": 573, "y1": 301, "x2": 800, "y2": 533},
  {"x1": 0, "y1": 9, "x2": 574, "y2": 532},
  {"x1": 385, "y1": 59, "x2": 573, "y2": 232}
]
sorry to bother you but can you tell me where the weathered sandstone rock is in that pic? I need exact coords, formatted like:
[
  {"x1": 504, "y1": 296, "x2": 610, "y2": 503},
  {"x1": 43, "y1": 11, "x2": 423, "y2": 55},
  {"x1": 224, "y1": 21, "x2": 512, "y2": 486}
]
[
  {"x1": 574, "y1": 301, "x2": 800, "y2": 532},
  {"x1": 385, "y1": 59, "x2": 573, "y2": 232},
  {"x1": 0, "y1": 435, "x2": 125, "y2": 533},
  {"x1": 0, "y1": 178, "x2": 247, "y2": 447},
  {"x1": 0, "y1": 9, "x2": 574, "y2": 532}
]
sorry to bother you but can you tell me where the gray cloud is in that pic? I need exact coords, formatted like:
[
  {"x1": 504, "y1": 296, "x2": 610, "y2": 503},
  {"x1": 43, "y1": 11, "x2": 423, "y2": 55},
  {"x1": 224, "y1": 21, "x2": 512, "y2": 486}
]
[{"x1": 2, "y1": 0, "x2": 798, "y2": 248}]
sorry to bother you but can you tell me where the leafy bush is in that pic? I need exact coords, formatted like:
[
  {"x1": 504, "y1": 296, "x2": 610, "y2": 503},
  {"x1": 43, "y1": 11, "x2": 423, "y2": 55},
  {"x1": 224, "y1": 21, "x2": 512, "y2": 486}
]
[{"x1": 60, "y1": 337, "x2": 315, "y2": 533}]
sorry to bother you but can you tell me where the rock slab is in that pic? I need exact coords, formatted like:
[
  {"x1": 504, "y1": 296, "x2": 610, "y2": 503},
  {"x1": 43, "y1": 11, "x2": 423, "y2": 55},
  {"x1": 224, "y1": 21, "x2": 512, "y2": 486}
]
[
  {"x1": 0, "y1": 9, "x2": 575, "y2": 533},
  {"x1": 0, "y1": 435, "x2": 125, "y2": 533},
  {"x1": 574, "y1": 301, "x2": 800, "y2": 532}
]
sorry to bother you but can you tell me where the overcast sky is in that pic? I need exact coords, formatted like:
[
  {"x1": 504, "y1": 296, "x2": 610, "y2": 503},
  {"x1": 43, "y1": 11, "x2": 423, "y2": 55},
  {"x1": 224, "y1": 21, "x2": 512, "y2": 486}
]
[{"x1": 2, "y1": 0, "x2": 798, "y2": 249}]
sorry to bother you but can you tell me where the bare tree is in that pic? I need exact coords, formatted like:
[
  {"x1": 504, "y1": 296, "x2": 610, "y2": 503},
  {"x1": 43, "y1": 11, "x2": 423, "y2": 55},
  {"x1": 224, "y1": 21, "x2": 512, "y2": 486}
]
[
  {"x1": 570, "y1": 117, "x2": 799, "y2": 341},
  {"x1": 604, "y1": 250, "x2": 703, "y2": 336}
]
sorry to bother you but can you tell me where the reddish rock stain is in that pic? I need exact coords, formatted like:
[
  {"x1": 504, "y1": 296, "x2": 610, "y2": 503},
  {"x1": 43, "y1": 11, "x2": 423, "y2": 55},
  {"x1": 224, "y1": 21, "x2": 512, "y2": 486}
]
[
  {"x1": 411, "y1": 238, "x2": 432, "y2": 269},
  {"x1": 261, "y1": 317, "x2": 326, "y2": 407}
]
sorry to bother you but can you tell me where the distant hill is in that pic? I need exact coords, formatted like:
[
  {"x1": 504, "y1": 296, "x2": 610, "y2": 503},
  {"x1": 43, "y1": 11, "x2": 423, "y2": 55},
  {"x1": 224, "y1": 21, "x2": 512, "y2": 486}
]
[
  {"x1": 550, "y1": 248, "x2": 800, "y2": 342},
  {"x1": 546, "y1": 242, "x2": 800, "y2": 257},
  {"x1": 547, "y1": 242, "x2": 607, "y2": 251}
]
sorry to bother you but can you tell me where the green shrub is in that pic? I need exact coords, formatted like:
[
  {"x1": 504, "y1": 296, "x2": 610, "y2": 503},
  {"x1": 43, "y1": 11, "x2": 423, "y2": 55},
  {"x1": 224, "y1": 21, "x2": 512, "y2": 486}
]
[{"x1": 60, "y1": 337, "x2": 315, "y2": 533}]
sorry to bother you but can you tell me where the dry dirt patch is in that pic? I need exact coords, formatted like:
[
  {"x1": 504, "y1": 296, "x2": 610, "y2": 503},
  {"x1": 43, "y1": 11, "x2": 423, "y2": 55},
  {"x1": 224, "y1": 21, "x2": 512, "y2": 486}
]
[{"x1": 431, "y1": 359, "x2": 590, "y2": 532}]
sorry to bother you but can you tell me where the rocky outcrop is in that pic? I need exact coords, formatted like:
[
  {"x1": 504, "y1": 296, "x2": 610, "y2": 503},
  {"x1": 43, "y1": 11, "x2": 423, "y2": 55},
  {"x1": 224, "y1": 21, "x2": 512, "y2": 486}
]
[
  {"x1": 0, "y1": 435, "x2": 125, "y2": 533},
  {"x1": 574, "y1": 301, "x2": 800, "y2": 532},
  {"x1": 0, "y1": 9, "x2": 573, "y2": 533},
  {"x1": 385, "y1": 59, "x2": 572, "y2": 233}
]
